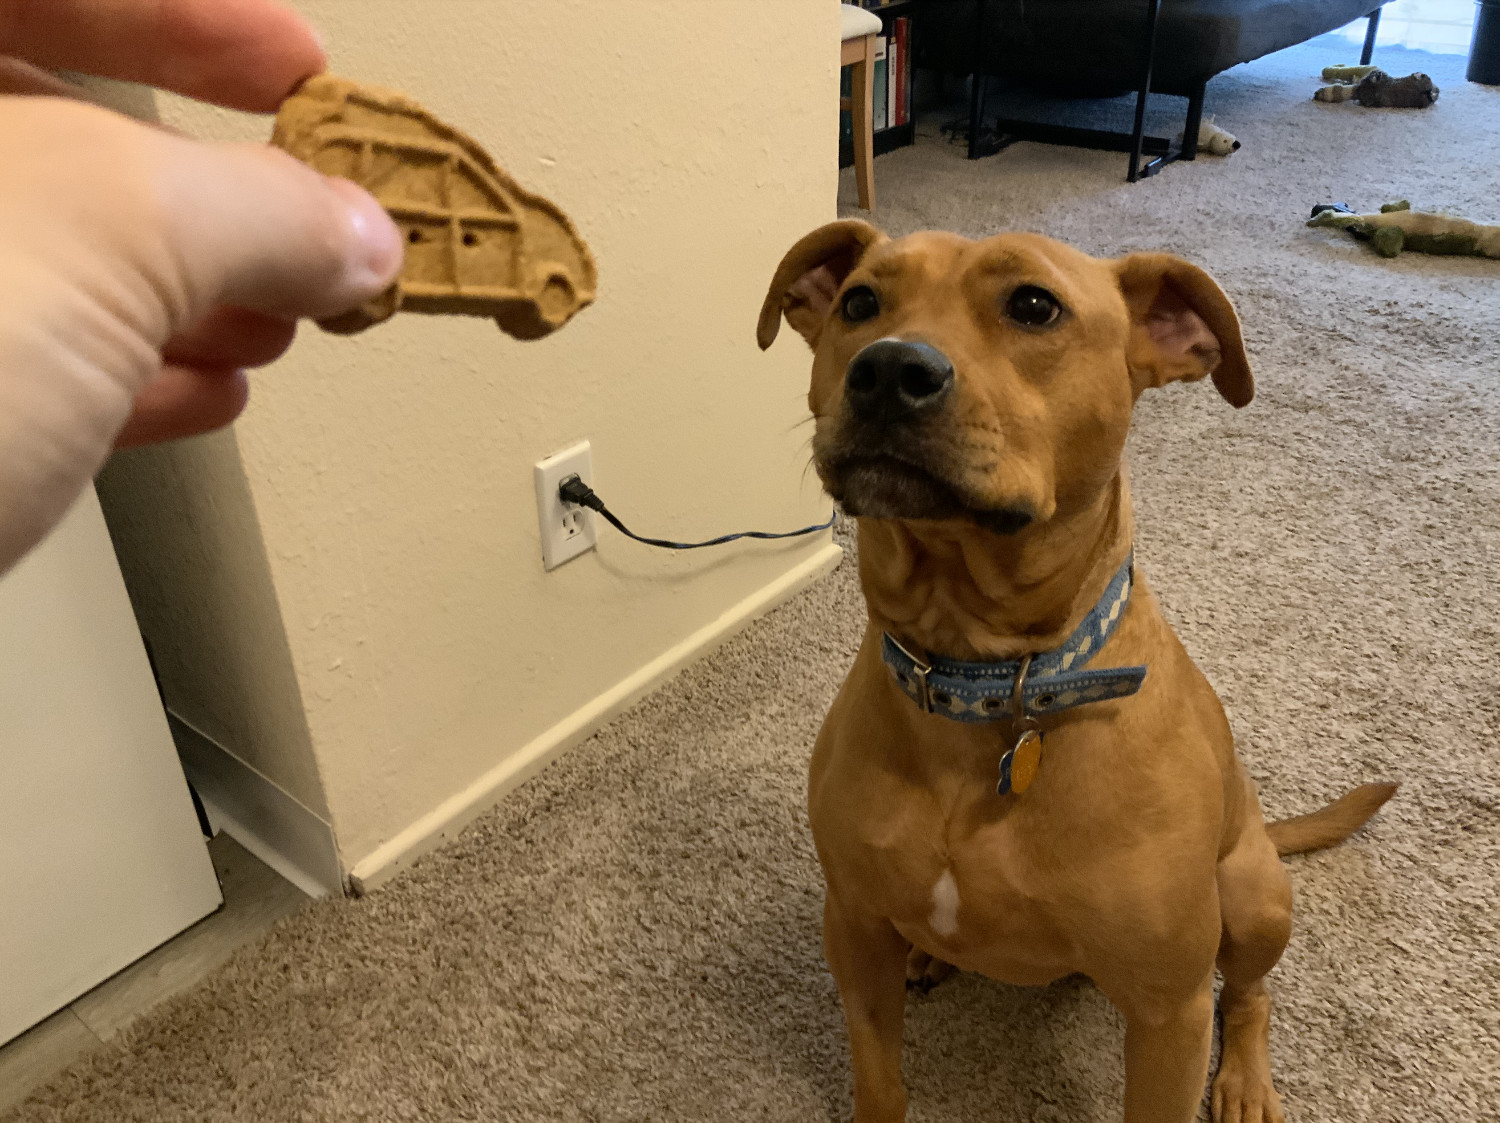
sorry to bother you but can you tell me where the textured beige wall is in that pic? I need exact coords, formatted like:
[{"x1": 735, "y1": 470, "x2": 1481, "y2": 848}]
[{"x1": 102, "y1": 0, "x2": 837, "y2": 870}]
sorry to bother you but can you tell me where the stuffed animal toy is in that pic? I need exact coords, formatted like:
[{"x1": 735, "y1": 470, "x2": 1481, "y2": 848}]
[
  {"x1": 1308, "y1": 200, "x2": 1500, "y2": 259},
  {"x1": 1313, "y1": 83, "x2": 1360, "y2": 102},
  {"x1": 1321, "y1": 64, "x2": 1379, "y2": 83},
  {"x1": 1198, "y1": 117, "x2": 1240, "y2": 155},
  {"x1": 1175, "y1": 115, "x2": 1240, "y2": 156},
  {"x1": 1313, "y1": 68, "x2": 1439, "y2": 107}
]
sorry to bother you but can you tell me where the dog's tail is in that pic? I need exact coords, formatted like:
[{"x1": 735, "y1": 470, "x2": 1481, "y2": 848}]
[{"x1": 1266, "y1": 782, "x2": 1399, "y2": 857}]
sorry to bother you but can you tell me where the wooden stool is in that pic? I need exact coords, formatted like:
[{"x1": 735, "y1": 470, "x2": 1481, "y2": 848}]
[{"x1": 840, "y1": 4, "x2": 881, "y2": 211}]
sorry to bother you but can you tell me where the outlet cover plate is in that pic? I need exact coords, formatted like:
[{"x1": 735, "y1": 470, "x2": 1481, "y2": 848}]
[{"x1": 534, "y1": 440, "x2": 597, "y2": 570}]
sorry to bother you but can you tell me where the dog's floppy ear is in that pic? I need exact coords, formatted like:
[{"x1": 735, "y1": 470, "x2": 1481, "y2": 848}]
[
  {"x1": 1114, "y1": 254, "x2": 1253, "y2": 408},
  {"x1": 757, "y1": 220, "x2": 886, "y2": 351}
]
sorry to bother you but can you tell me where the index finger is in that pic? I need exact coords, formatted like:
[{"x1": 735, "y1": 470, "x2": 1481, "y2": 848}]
[{"x1": 0, "y1": 0, "x2": 325, "y2": 112}]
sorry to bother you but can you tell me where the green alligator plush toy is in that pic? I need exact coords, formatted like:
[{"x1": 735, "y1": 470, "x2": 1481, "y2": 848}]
[
  {"x1": 1321, "y1": 64, "x2": 1379, "y2": 83},
  {"x1": 1308, "y1": 200, "x2": 1500, "y2": 259}
]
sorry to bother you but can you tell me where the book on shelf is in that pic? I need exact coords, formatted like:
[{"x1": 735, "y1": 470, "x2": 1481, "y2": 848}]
[
  {"x1": 841, "y1": 13, "x2": 910, "y2": 138},
  {"x1": 840, "y1": 62, "x2": 852, "y2": 142},
  {"x1": 886, "y1": 28, "x2": 897, "y2": 129},
  {"x1": 893, "y1": 17, "x2": 910, "y2": 126}
]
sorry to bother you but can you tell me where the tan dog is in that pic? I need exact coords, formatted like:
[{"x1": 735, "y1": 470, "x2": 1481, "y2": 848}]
[{"x1": 757, "y1": 221, "x2": 1396, "y2": 1123}]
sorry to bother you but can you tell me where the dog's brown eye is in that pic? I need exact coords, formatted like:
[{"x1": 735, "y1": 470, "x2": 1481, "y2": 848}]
[
  {"x1": 841, "y1": 285, "x2": 880, "y2": 324},
  {"x1": 1006, "y1": 285, "x2": 1061, "y2": 327}
]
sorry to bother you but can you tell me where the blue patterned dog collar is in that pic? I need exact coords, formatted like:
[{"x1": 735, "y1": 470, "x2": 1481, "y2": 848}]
[{"x1": 882, "y1": 555, "x2": 1147, "y2": 723}]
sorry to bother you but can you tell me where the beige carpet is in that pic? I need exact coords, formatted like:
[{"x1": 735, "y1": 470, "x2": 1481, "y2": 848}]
[{"x1": 10, "y1": 35, "x2": 1498, "y2": 1122}]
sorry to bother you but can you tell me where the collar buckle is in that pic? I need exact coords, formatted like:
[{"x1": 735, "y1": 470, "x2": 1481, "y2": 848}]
[{"x1": 888, "y1": 635, "x2": 935, "y2": 713}]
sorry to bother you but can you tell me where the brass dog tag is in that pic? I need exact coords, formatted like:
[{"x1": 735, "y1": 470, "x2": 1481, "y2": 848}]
[
  {"x1": 1011, "y1": 730, "x2": 1043, "y2": 793},
  {"x1": 997, "y1": 653, "x2": 1043, "y2": 797},
  {"x1": 998, "y1": 729, "x2": 1043, "y2": 796}
]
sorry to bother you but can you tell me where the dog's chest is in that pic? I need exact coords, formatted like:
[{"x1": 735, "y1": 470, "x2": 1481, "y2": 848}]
[{"x1": 850, "y1": 805, "x2": 1082, "y2": 984}]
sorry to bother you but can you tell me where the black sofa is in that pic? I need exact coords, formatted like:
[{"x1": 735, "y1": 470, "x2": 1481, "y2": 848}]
[{"x1": 915, "y1": 0, "x2": 1387, "y2": 178}]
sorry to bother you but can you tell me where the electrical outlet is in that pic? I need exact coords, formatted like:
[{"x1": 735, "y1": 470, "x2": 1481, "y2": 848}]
[{"x1": 534, "y1": 440, "x2": 597, "y2": 570}]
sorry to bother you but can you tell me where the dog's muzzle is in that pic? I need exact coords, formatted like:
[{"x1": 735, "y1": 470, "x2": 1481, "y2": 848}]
[{"x1": 823, "y1": 339, "x2": 1033, "y2": 534}]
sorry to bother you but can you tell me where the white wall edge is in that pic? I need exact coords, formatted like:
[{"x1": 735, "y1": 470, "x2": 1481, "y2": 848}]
[
  {"x1": 168, "y1": 715, "x2": 342, "y2": 899},
  {"x1": 347, "y1": 540, "x2": 844, "y2": 894}
]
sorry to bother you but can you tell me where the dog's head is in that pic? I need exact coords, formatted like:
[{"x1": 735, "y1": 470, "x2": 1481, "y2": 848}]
[{"x1": 758, "y1": 221, "x2": 1252, "y2": 534}]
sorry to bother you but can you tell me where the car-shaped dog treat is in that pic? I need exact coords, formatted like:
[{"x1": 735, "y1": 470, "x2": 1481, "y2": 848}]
[{"x1": 272, "y1": 74, "x2": 597, "y2": 340}]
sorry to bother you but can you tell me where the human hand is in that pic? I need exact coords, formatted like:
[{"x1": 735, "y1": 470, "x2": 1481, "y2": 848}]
[{"x1": 0, "y1": 0, "x2": 403, "y2": 572}]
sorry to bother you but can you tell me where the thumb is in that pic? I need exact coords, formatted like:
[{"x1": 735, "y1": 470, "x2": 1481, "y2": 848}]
[
  {"x1": 10, "y1": 98, "x2": 404, "y2": 358},
  {"x1": 139, "y1": 135, "x2": 405, "y2": 334}
]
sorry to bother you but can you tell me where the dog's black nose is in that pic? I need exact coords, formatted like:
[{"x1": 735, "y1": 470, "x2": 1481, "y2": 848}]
[{"x1": 845, "y1": 340, "x2": 954, "y2": 421}]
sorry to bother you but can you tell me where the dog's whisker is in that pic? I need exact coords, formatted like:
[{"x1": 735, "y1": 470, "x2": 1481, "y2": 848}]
[{"x1": 799, "y1": 454, "x2": 823, "y2": 490}]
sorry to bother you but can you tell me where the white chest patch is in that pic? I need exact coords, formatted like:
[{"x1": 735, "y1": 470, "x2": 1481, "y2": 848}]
[{"x1": 928, "y1": 869, "x2": 961, "y2": 937}]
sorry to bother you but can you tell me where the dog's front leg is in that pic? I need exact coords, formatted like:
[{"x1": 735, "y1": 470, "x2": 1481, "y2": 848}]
[
  {"x1": 1118, "y1": 980, "x2": 1216, "y2": 1123},
  {"x1": 823, "y1": 892, "x2": 911, "y2": 1123}
]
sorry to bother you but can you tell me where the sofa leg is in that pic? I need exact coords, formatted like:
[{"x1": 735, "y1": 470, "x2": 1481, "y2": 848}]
[
  {"x1": 967, "y1": 74, "x2": 990, "y2": 160},
  {"x1": 967, "y1": 0, "x2": 989, "y2": 159},
  {"x1": 1361, "y1": 8, "x2": 1381, "y2": 65},
  {"x1": 1179, "y1": 84, "x2": 1206, "y2": 161},
  {"x1": 1127, "y1": 0, "x2": 1163, "y2": 182}
]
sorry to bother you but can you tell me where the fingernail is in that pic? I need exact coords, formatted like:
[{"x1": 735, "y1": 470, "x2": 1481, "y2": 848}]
[{"x1": 326, "y1": 177, "x2": 403, "y2": 289}]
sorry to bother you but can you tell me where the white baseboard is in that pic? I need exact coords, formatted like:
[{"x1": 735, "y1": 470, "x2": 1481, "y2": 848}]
[
  {"x1": 347, "y1": 540, "x2": 844, "y2": 893},
  {"x1": 169, "y1": 715, "x2": 342, "y2": 898}
]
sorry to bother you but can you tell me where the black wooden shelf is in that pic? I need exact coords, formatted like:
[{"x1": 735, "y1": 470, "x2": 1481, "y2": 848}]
[
  {"x1": 840, "y1": 122, "x2": 915, "y2": 169},
  {"x1": 838, "y1": 1, "x2": 918, "y2": 170}
]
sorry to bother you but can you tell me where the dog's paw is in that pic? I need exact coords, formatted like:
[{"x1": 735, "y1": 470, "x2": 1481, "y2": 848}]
[
  {"x1": 905, "y1": 949, "x2": 957, "y2": 995},
  {"x1": 1211, "y1": 1056, "x2": 1285, "y2": 1123}
]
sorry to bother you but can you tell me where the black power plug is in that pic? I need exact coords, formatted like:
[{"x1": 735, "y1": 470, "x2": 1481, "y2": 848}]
[{"x1": 557, "y1": 475, "x2": 835, "y2": 551}]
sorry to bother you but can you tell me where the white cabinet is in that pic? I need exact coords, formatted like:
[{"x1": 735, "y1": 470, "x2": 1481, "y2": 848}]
[{"x1": 0, "y1": 489, "x2": 222, "y2": 1046}]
